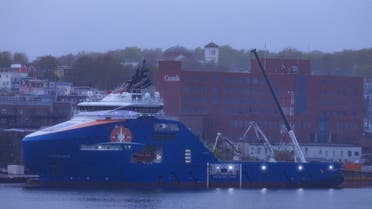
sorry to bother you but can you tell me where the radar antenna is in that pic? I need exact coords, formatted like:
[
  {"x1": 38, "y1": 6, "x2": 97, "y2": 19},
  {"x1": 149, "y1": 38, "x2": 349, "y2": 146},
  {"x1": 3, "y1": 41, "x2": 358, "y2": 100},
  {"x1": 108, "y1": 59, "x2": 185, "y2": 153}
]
[{"x1": 116, "y1": 59, "x2": 152, "y2": 93}]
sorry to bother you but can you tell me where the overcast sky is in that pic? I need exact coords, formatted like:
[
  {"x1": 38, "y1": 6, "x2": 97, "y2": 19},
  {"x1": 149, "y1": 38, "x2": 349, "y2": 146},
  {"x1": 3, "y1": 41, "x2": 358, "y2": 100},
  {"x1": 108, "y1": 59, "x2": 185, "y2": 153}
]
[{"x1": 1, "y1": 0, "x2": 371, "y2": 60}]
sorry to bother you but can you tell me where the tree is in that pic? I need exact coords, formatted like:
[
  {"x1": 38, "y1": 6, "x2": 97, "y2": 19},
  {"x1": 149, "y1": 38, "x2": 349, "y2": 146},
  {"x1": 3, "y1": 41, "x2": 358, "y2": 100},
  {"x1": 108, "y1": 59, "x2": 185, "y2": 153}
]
[
  {"x1": 68, "y1": 53, "x2": 135, "y2": 89},
  {"x1": 163, "y1": 46, "x2": 192, "y2": 59},
  {"x1": 354, "y1": 64, "x2": 372, "y2": 77},
  {"x1": 33, "y1": 55, "x2": 58, "y2": 70},
  {"x1": 69, "y1": 55, "x2": 95, "y2": 86},
  {"x1": 192, "y1": 47, "x2": 204, "y2": 62},
  {"x1": 0, "y1": 51, "x2": 12, "y2": 68},
  {"x1": 57, "y1": 54, "x2": 76, "y2": 66},
  {"x1": 277, "y1": 48, "x2": 304, "y2": 59},
  {"x1": 12, "y1": 52, "x2": 28, "y2": 65},
  {"x1": 218, "y1": 45, "x2": 250, "y2": 71},
  {"x1": 33, "y1": 55, "x2": 59, "y2": 80},
  {"x1": 123, "y1": 47, "x2": 142, "y2": 62},
  {"x1": 142, "y1": 48, "x2": 162, "y2": 66}
]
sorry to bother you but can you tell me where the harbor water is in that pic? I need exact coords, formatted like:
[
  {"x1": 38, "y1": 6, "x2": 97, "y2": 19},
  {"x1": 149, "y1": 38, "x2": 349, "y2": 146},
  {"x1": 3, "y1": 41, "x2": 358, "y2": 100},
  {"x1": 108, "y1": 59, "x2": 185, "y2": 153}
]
[{"x1": 1, "y1": 183, "x2": 371, "y2": 209}]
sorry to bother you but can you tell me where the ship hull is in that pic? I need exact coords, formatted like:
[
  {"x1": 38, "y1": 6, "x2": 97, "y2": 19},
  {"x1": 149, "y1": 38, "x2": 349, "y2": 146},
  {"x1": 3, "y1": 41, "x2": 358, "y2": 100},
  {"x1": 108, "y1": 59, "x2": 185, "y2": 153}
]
[{"x1": 23, "y1": 117, "x2": 343, "y2": 188}]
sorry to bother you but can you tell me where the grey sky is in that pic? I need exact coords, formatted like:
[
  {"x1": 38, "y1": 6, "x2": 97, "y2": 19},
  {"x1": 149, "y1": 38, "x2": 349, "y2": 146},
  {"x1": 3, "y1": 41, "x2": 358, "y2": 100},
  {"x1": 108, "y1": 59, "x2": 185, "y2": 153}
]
[{"x1": 1, "y1": 0, "x2": 371, "y2": 60}]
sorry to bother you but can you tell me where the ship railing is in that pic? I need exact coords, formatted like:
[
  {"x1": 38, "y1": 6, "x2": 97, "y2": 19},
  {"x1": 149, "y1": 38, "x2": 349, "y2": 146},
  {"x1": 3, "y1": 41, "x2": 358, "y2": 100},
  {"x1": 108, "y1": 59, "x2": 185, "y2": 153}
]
[{"x1": 77, "y1": 109, "x2": 164, "y2": 119}]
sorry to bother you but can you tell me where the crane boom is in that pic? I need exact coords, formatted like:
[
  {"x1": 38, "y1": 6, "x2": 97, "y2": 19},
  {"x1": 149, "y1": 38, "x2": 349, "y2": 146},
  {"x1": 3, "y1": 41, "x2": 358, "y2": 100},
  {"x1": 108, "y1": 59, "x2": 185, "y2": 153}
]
[{"x1": 250, "y1": 49, "x2": 306, "y2": 163}]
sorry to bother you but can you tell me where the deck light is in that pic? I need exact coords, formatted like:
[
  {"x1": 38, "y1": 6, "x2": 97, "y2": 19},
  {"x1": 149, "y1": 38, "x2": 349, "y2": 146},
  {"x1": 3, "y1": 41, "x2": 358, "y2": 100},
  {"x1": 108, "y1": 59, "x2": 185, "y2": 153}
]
[
  {"x1": 298, "y1": 165, "x2": 303, "y2": 171},
  {"x1": 328, "y1": 165, "x2": 334, "y2": 170},
  {"x1": 261, "y1": 165, "x2": 267, "y2": 171},
  {"x1": 228, "y1": 165, "x2": 234, "y2": 171}
]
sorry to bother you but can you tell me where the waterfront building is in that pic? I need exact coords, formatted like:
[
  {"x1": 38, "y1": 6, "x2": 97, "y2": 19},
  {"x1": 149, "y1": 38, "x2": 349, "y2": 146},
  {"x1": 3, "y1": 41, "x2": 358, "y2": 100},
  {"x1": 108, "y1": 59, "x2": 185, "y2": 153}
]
[
  {"x1": 0, "y1": 72, "x2": 28, "y2": 91},
  {"x1": 364, "y1": 78, "x2": 372, "y2": 131},
  {"x1": 237, "y1": 142, "x2": 362, "y2": 163},
  {"x1": 19, "y1": 79, "x2": 73, "y2": 96},
  {"x1": 156, "y1": 59, "x2": 364, "y2": 145},
  {"x1": 0, "y1": 94, "x2": 72, "y2": 129}
]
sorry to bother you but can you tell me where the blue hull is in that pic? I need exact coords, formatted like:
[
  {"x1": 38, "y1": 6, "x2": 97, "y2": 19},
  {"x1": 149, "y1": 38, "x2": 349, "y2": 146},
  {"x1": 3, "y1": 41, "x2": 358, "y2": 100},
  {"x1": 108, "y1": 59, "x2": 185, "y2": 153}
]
[{"x1": 23, "y1": 117, "x2": 343, "y2": 188}]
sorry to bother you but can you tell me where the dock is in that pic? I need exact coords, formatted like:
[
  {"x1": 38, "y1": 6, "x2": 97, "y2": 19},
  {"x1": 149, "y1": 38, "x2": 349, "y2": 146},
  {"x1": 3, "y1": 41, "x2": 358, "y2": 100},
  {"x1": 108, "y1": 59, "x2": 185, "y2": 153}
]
[{"x1": 0, "y1": 174, "x2": 39, "y2": 183}]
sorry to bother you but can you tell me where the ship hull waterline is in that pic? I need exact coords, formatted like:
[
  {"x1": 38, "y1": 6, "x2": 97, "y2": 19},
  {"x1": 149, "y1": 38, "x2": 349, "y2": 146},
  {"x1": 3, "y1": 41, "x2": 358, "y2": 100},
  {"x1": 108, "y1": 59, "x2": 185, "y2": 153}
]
[{"x1": 23, "y1": 117, "x2": 344, "y2": 188}]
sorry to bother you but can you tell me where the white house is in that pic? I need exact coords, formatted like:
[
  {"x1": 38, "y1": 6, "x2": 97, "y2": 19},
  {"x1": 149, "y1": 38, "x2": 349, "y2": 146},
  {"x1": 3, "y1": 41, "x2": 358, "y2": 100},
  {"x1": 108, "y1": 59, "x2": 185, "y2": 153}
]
[
  {"x1": 204, "y1": 42, "x2": 219, "y2": 65},
  {"x1": 0, "y1": 72, "x2": 27, "y2": 90}
]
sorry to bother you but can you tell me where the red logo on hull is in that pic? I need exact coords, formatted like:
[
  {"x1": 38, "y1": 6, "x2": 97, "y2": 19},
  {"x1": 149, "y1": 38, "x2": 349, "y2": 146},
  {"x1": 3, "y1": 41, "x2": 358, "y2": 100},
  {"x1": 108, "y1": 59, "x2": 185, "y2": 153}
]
[{"x1": 110, "y1": 126, "x2": 132, "y2": 142}]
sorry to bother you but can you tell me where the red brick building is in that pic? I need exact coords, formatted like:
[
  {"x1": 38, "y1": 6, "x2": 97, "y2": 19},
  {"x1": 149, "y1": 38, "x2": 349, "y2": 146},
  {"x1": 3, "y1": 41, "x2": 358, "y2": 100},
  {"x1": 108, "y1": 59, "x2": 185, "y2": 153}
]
[{"x1": 156, "y1": 59, "x2": 364, "y2": 145}]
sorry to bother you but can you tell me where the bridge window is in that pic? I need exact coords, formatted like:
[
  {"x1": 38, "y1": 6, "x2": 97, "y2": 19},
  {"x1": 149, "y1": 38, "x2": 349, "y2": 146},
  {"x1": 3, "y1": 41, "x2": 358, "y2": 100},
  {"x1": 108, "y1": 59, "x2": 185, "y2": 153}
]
[
  {"x1": 154, "y1": 123, "x2": 179, "y2": 132},
  {"x1": 153, "y1": 133, "x2": 175, "y2": 140}
]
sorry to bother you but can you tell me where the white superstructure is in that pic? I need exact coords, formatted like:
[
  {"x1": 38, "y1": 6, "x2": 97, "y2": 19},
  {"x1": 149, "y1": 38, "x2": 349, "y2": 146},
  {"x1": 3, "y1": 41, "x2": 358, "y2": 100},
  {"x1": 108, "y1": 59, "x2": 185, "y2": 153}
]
[{"x1": 77, "y1": 90, "x2": 164, "y2": 119}]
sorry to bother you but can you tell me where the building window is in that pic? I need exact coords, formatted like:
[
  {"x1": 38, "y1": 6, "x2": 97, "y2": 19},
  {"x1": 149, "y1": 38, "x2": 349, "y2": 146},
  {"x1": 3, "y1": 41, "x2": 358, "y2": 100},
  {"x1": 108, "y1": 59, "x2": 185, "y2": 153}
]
[
  {"x1": 210, "y1": 49, "x2": 216, "y2": 56},
  {"x1": 348, "y1": 151, "x2": 352, "y2": 157},
  {"x1": 354, "y1": 151, "x2": 359, "y2": 156}
]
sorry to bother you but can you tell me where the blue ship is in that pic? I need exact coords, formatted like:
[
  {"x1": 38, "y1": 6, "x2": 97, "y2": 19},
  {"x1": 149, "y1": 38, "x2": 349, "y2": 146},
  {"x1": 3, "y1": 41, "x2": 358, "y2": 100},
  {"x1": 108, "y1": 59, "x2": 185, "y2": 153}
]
[{"x1": 22, "y1": 57, "x2": 344, "y2": 188}]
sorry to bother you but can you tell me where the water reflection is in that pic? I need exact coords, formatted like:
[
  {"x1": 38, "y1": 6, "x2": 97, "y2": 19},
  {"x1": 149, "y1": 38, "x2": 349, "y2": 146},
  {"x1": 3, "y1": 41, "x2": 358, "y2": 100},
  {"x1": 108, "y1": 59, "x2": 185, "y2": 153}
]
[{"x1": 1, "y1": 184, "x2": 371, "y2": 209}]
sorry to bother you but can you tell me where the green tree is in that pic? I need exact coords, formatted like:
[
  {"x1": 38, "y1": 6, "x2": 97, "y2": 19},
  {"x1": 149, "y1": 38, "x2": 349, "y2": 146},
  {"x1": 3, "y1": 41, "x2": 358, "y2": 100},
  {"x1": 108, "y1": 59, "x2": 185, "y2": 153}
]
[
  {"x1": 218, "y1": 45, "x2": 250, "y2": 71},
  {"x1": 123, "y1": 47, "x2": 142, "y2": 62},
  {"x1": 0, "y1": 51, "x2": 12, "y2": 67},
  {"x1": 68, "y1": 53, "x2": 135, "y2": 89},
  {"x1": 277, "y1": 48, "x2": 304, "y2": 58},
  {"x1": 69, "y1": 55, "x2": 95, "y2": 86},
  {"x1": 57, "y1": 54, "x2": 76, "y2": 66},
  {"x1": 354, "y1": 64, "x2": 372, "y2": 77},
  {"x1": 33, "y1": 55, "x2": 59, "y2": 80},
  {"x1": 33, "y1": 55, "x2": 58, "y2": 70},
  {"x1": 12, "y1": 52, "x2": 28, "y2": 65}
]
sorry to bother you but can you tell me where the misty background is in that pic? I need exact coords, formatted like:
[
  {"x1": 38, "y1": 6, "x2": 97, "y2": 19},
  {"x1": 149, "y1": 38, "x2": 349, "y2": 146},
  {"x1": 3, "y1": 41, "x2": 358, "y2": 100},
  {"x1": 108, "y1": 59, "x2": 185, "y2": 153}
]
[
  {"x1": 1, "y1": 0, "x2": 372, "y2": 90},
  {"x1": 1, "y1": 0, "x2": 371, "y2": 59}
]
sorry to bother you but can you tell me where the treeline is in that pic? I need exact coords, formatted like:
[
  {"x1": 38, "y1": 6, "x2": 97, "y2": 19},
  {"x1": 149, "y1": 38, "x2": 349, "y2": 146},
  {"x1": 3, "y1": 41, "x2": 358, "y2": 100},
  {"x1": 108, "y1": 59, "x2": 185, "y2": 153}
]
[
  {"x1": 0, "y1": 52, "x2": 28, "y2": 67},
  {"x1": 1, "y1": 46, "x2": 372, "y2": 89},
  {"x1": 253, "y1": 48, "x2": 372, "y2": 76}
]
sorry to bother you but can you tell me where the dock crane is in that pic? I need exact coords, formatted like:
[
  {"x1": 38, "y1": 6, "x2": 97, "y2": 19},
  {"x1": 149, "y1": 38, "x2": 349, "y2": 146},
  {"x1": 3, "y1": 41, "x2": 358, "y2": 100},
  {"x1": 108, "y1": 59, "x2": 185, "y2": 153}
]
[
  {"x1": 212, "y1": 132, "x2": 241, "y2": 161},
  {"x1": 241, "y1": 121, "x2": 276, "y2": 162},
  {"x1": 212, "y1": 121, "x2": 276, "y2": 162}
]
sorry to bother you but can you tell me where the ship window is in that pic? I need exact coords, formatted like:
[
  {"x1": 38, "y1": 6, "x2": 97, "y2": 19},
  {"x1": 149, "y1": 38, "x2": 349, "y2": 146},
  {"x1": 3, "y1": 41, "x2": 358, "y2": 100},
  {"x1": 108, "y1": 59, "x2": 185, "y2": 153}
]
[
  {"x1": 153, "y1": 133, "x2": 175, "y2": 140},
  {"x1": 80, "y1": 144, "x2": 123, "y2": 151},
  {"x1": 185, "y1": 149, "x2": 191, "y2": 163},
  {"x1": 154, "y1": 123, "x2": 179, "y2": 132},
  {"x1": 220, "y1": 168, "x2": 228, "y2": 173},
  {"x1": 131, "y1": 145, "x2": 162, "y2": 164}
]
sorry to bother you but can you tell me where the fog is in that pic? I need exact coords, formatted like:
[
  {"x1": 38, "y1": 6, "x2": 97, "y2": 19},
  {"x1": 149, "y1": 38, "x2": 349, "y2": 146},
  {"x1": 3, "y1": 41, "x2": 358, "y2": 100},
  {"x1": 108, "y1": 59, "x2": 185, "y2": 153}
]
[{"x1": 1, "y1": 0, "x2": 371, "y2": 59}]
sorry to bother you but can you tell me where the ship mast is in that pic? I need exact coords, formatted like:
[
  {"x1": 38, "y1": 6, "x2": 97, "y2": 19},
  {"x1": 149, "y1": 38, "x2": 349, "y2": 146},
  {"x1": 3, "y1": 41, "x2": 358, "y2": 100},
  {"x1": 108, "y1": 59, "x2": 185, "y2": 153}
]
[{"x1": 250, "y1": 49, "x2": 306, "y2": 163}]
